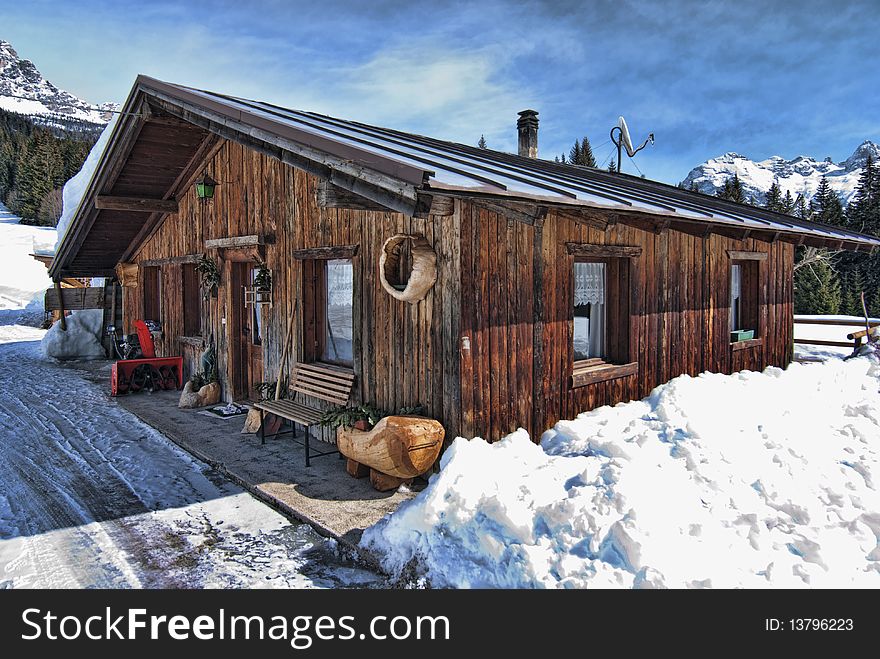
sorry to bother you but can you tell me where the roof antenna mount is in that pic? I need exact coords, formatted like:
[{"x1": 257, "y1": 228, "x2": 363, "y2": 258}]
[{"x1": 610, "y1": 116, "x2": 654, "y2": 174}]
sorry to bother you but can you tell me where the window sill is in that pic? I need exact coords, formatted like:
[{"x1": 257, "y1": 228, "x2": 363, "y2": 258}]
[
  {"x1": 730, "y1": 337, "x2": 763, "y2": 351},
  {"x1": 177, "y1": 335, "x2": 205, "y2": 348},
  {"x1": 571, "y1": 361, "x2": 638, "y2": 388}
]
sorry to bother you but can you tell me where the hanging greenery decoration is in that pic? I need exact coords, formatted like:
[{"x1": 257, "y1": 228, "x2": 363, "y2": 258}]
[
  {"x1": 254, "y1": 262, "x2": 272, "y2": 291},
  {"x1": 195, "y1": 254, "x2": 220, "y2": 293}
]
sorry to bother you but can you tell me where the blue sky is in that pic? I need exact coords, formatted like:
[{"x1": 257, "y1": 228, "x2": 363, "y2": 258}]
[{"x1": 2, "y1": 0, "x2": 877, "y2": 183}]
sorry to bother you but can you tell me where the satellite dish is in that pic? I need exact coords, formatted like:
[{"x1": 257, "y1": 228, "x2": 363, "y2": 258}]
[
  {"x1": 610, "y1": 116, "x2": 654, "y2": 172},
  {"x1": 618, "y1": 116, "x2": 635, "y2": 156}
]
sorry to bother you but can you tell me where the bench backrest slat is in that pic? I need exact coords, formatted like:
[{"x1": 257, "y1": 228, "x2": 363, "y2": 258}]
[{"x1": 291, "y1": 362, "x2": 354, "y2": 406}]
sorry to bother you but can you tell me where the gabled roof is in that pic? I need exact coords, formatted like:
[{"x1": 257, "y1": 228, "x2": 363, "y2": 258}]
[{"x1": 51, "y1": 75, "x2": 880, "y2": 278}]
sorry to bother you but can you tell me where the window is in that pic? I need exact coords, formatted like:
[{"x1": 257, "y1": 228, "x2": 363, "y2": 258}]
[
  {"x1": 573, "y1": 257, "x2": 630, "y2": 367},
  {"x1": 730, "y1": 260, "x2": 759, "y2": 338},
  {"x1": 182, "y1": 263, "x2": 201, "y2": 336},
  {"x1": 143, "y1": 265, "x2": 161, "y2": 322},
  {"x1": 573, "y1": 261, "x2": 606, "y2": 361},
  {"x1": 303, "y1": 257, "x2": 353, "y2": 367},
  {"x1": 567, "y1": 242, "x2": 640, "y2": 388}
]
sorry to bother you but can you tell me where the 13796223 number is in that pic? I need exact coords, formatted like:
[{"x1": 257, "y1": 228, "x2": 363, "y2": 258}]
[{"x1": 790, "y1": 619, "x2": 853, "y2": 631}]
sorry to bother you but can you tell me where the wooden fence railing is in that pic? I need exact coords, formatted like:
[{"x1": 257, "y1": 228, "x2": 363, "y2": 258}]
[{"x1": 794, "y1": 317, "x2": 880, "y2": 350}]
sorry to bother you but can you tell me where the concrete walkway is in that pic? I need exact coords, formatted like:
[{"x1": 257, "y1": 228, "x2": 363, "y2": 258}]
[{"x1": 113, "y1": 388, "x2": 418, "y2": 552}]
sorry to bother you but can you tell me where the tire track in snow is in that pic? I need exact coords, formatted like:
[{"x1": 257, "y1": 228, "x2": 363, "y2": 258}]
[{"x1": 0, "y1": 334, "x2": 382, "y2": 589}]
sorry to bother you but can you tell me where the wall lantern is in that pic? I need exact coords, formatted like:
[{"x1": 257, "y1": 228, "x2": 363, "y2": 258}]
[{"x1": 195, "y1": 174, "x2": 217, "y2": 200}]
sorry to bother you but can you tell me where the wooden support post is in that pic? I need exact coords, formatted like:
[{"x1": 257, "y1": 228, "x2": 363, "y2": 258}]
[{"x1": 55, "y1": 281, "x2": 66, "y2": 331}]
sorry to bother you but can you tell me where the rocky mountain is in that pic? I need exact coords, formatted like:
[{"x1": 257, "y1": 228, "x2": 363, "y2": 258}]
[
  {"x1": 0, "y1": 39, "x2": 113, "y2": 126},
  {"x1": 680, "y1": 140, "x2": 880, "y2": 207}
]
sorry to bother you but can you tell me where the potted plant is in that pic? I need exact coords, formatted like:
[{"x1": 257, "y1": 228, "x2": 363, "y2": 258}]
[
  {"x1": 319, "y1": 403, "x2": 385, "y2": 431},
  {"x1": 253, "y1": 263, "x2": 272, "y2": 305}
]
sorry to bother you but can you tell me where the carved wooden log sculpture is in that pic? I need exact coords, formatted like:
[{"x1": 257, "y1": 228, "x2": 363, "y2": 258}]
[
  {"x1": 115, "y1": 262, "x2": 139, "y2": 287},
  {"x1": 379, "y1": 234, "x2": 437, "y2": 303},
  {"x1": 337, "y1": 415, "x2": 445, "y2": 480}
]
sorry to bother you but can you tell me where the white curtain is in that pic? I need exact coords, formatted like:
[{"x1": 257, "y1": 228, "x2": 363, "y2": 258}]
[
  {"x1": 589, "y1": 300, "x2": 605, "y2": 358},
  {"x1": 575, "y1": 262, "x2": 605, "y2": 306},
  {"x1": 574, "y1": 262, "x2": 606, "y2": 359}
]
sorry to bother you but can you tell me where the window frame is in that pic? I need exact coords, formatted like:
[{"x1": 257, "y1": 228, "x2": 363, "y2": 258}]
[
  {"x1": 294, "y1": 245, "x2": 359, "y2": 371},
  {"x1": 726, "y1": 250, "x2": 766, "y2": 348},
  {"x1": 566, "y1": 243, "x2": 640, "y2": 388},
  {"x1": 182, "y1": 263, "x2": 201, "y2": 337}
]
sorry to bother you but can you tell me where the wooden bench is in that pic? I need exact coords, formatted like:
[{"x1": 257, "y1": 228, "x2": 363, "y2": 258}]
[{"x1": 254, "y1": 362, "x2": 355, "y2": 466}]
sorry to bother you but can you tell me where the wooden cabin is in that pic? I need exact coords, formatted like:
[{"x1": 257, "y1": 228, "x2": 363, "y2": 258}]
[{"x1": 50, "y1": 76, "x2": 880, "y2": 443}]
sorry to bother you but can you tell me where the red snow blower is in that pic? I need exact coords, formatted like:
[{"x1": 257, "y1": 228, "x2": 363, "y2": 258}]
[{"x1": 110, "y1": 320, "x2": 183, "y2": 396}]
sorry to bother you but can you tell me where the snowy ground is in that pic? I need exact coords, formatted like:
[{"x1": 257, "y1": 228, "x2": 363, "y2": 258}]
[
  {"x1": 0, "y1": 202, "x2": 55, "y2": 327},
  {"x1": 363, "y1": 357, "x2": 880, "y2": 589},
  {"x1": 0, "y1": 328, "x2": 382, "y2": 588}
]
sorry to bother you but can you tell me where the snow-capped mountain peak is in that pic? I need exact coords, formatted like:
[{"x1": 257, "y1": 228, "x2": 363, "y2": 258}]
[
  {"x1": 0, "y1": 39, "x2": 114, "y2": 125},
  {"x1": 842, "y1": 140, "x2": 880, "y2": 172},
  {"x1": 680, "y1": 141, "x2": 878, "y2": 206}
]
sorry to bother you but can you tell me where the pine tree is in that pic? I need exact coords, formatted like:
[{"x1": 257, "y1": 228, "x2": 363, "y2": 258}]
[
  {"x1": 810, "y1": 177, "x2": 845, "y2": 226},
  {"x1": 839, "y1": 269, "x2": 866, "y2": 316},
  {"x1": 846, "y1": 153, "x2": 878, "y2": 233},
  {"x1": 781, "y1": 190, "x2": 795, "y2": 215},
  {"x1": 608, "y1": 159, "x2": 617, "y2": 173},
  {"x1": 869, "y1": 288, "x2": 880, "y2": 319},
  {"x1": 717, "y1": 174, "x2": 746, "y2": 204},
  {"x1": 764, "y1": 181, "x2": 783, "y2": 212},
  {"x1": 794, "y1": 258, "x2": 840, "y2": 314},
  {"x1": 477, "y1": 135, "x2": 488, "y2": 149},
  {"x1": 794, "y1": 194, "x2": 810, "y2": 219},
  {"x1": 569, "y1": 140, "x2": 581, "y2": 165},
  {"x1": 0, "y1": 108, "x2": 98, "y2": 225},
  {"x1": 562, "y1": 136, "x2": 596, "y2": 167},
  {"x1": 579, "y1": 137, "x2": 596, "y2": 167}
]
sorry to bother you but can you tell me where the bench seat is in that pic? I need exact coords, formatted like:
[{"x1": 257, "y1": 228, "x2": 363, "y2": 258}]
[
  {"x1": 252, "y1": 399, "x2": 324, "y2": 426},
  {"x1": 253, "y1": 362, "x2": 355, "y2": 466}
]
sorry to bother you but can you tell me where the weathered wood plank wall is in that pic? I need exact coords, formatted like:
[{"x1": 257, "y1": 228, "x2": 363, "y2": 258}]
[
  {"x1": 121, "y1": 137, "x2": 792, "y2": 447},
  {"x1": 123, "y1": 139, "x2": 461, "y2": 438},
  {"x1": 457, "y1": 202, "x2": 794, "y2": 442}
]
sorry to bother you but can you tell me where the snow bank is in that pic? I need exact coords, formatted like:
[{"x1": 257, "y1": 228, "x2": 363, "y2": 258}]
[
  {"x1": 41, "y1": 309, "x2": 105, "y2": 360},
  {"x1": 0, "y1": 203, "x2": 56, "y2": 327},
  {"x1": 362, "y1": 358, "x2": 880, "y2": 588},
  {"x1": 54, "y1": 114, "x2": 118, "y2": 253}
]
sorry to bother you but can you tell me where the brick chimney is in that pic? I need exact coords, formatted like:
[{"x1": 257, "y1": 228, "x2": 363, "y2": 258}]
[{"x1": 517, "y1": 110, "x2": 538, "y2": 158}]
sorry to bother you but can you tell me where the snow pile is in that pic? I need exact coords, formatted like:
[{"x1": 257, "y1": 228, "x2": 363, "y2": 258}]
[
  {"x1": 41, "y1": 309, "x2": 105, "y2": 360},
  {"x1": 362, "y1": 358, "x2": 880, "y2": 588},
  {"x1": 54, "y1": 114, "x2": 118, "y2": 253}
]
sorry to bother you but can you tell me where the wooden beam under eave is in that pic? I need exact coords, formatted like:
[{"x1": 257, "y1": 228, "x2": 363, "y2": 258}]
[
  {"x1": 555, "y1": 209, "x2": 608, "y2": 231},
  {"x1": 95, "y1": 195, "x2": 179, "y2": 213},
  {"x1": 317, "y1": 180, "x2": 391, "y2": 212},
  {"x1": 412, "y1": 193, "x2": 455, "y2": 219},
  {"x1": 473, "y1": 199, "x2": 547, "y2": 225}
]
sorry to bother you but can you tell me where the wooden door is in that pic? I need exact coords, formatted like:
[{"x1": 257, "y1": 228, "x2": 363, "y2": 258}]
[{"x1": 230, "y1": 262, "x2": 264, "y2": 401}]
